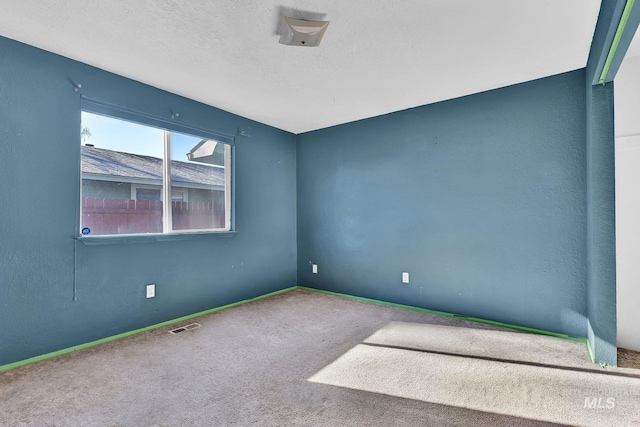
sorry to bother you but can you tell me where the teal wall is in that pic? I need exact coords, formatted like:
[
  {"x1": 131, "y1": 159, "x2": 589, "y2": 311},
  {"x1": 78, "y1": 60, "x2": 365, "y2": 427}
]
[
  {"x1": 0, "y1": 37, "x2": 297, "y2": 366},
  {"x1": 297, "y1": 70, "x2": 588, "y2": 338},
  {"x1": 582, "y1": 0, "x2": 628, "y2": 366},
  {"x1": 585, "y1": 83, "x2": 616, "y2": 366},
  {"x1": 1, "y1": 11, "x2": 624, "y2": 367}
]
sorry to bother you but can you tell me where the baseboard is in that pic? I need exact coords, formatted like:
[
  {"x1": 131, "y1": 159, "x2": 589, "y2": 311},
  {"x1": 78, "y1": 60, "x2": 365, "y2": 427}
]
[
  {"x1": 0, "y1": 286, "x2": 297, "y2": 373},
  {"x1": 297, "y1": 286, "x2": 589, "y2": 343},
  {"x1": 1, "y1": 284, "x2": 590, "y2": 372}
]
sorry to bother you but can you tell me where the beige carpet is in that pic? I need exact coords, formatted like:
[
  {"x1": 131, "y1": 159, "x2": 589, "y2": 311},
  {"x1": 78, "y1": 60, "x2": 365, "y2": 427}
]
[
  {"x1": 619, "y1": 347, "x2": 640, "y2": 370},
  {"x1": 1, "y1": 290, "x2": 636, "y2": 426},
  {"x1": 310, "y1": 322, "x2": 640, "y2": 427}
]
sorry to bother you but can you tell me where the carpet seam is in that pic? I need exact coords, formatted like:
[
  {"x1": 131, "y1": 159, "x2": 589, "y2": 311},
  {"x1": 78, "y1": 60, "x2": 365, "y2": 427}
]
[{"x1": 360, "y1": 342, "x2": 640, "y2": 380}]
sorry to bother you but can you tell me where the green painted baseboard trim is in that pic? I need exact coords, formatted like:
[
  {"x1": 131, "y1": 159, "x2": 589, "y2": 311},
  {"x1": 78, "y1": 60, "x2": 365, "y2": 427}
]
[
  {"x1": 1, "y1": 284, "x2": 592, "y2": 373},
  {"x1": 297, "y1": 286, "x2": 589, "y2": 344},
  {"x1": 0, "y1": 286, "x2": 297, "y2": 373}
]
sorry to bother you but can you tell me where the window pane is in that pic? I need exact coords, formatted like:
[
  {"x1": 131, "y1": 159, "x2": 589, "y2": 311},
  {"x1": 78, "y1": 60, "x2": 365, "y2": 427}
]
[
  {"x1": 171, "y1": 190, "x2": 186, "y2": 202},
  {"x1": 170, "y1": 132, "x2": 229, "y2": 231},
  {"x1": 80, "y1": 112, "x2": 164, "y2": 235},
  {"x1": 135, "y1": 188, "x2": 162, "y2": 201}
]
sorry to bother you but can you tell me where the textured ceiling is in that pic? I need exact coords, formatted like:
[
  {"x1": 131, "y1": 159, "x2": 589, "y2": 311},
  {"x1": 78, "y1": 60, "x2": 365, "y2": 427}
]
[
  {"x1": 0, "y1": 1, "x2": 601, "y2": 134},
  {"x1": 624, "y1": 26, "x2": 640, "y2": 61}
]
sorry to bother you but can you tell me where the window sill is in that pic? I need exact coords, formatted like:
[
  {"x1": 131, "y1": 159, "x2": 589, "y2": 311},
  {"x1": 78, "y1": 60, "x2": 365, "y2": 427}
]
[{"x1": 76, "y1": 231, "x2": 237, "y2": 245}]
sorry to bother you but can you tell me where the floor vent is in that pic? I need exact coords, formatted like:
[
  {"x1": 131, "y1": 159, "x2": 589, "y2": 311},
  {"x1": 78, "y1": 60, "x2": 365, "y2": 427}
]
[{"x1": 169, "y1": 323, "x2": 202, "y2": 334}]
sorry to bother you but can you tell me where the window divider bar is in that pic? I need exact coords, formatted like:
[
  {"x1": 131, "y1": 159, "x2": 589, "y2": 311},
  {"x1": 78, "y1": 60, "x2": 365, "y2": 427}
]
[
  {"x1": 163, "y1": 130, "x2": 172, "y2": 233},
  {"x1": 224, "y1": 144, "x2": 232, "y2": 231}
]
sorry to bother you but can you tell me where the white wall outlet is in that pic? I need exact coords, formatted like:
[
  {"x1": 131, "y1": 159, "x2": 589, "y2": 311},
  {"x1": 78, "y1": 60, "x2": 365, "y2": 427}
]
[
  {"x1": 312, "y1": 264, "x2": 318, "y2": 274},
  {"x1": 146, "y1": 284, "x2": 156, "y2": 298},
  {"x1": 402, "y1": 272, "x2": 409, "y2": 284}
]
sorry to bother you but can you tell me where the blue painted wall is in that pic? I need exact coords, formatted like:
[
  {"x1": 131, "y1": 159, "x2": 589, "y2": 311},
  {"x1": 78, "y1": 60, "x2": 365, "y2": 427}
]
[
  {"x1": 583, "y1": 0, "x2": 628, "y2": 366},
  {"x1": 1, "y1": 18, "x2": 623, "y2": 367},
  {"x1": 585, "y1": 82, "x2": 617, "y2": 366},
  {"x1": 0, "y1": 37, "x2": 297, "y2": 366},
  {"x1": 297, "y1": 70, "x2": 588, "y2": 338}
]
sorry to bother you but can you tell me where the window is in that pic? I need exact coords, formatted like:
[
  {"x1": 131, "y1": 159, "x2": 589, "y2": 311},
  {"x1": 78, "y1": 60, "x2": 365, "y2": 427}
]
[
  {"x1": 130, "y1": 185, "x2": 188, "y2": 202},
  {"x1": 80, "y1": 108, "x2": 232, "y2": 236},
  {"x1": 132, "y1": 186, "x2": 162, "y2": 201}
]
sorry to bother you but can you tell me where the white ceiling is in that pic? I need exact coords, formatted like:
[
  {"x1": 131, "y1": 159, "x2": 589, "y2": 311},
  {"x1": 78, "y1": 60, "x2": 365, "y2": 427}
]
[
  {"x1": 0, "y1": 1, "x2": 601, "y2": 134},
  {"x1": 623, "y1": 26, "x2": 640, "y2": 62}
]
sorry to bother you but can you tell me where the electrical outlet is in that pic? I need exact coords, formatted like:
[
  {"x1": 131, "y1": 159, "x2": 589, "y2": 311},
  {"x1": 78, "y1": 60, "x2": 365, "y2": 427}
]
[
  {"x1": 312, "y1": 264, "x2": 318, "y2": 274},
  {"x1": 402, "y1": 272, "x2": 409, "y2": 284},
  {"x1": 146, "y1": 284, "x2": 156, "y2": 298}
]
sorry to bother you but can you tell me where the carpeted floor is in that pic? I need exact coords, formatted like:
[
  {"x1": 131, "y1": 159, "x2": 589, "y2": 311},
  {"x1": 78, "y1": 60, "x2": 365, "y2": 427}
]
[
  {"x1": 619, "y1": 347, "x2": 640, "y2": 370},
  {"x1": 310, "y1": 321, "x2": 640, "y2": 426},
  {"x1": 1, "y1": 289, "x2": 638, "y2": 426}
]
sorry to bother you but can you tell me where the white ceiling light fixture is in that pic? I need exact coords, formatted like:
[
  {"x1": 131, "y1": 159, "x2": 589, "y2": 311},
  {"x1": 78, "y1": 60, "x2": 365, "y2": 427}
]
[{"x1": 279, "y1": 16, "x2": 330, "y2": 47}]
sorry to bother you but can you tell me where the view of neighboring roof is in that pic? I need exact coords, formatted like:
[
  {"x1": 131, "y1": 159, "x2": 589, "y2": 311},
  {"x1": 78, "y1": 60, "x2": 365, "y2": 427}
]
[{"x1": 81, "y1": 146, "x2": 224, "y2": 187}]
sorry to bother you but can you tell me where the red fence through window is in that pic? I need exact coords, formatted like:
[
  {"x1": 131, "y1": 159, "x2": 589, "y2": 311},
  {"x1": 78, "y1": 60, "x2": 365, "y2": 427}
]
[{"x1": 82, "y1": 198, "x2": 225, "y2": 235}]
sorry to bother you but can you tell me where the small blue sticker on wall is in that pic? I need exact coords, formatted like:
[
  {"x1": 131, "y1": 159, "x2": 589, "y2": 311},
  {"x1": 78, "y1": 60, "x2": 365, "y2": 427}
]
[{"x1": 81, "y1": 227, "x2": 91, "y2": 235}]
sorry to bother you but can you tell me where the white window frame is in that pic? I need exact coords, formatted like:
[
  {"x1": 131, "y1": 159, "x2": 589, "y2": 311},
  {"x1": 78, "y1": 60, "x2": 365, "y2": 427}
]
[{"x1": 80, "y1": 100, "x2": 234, "y2": 237}]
